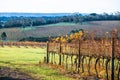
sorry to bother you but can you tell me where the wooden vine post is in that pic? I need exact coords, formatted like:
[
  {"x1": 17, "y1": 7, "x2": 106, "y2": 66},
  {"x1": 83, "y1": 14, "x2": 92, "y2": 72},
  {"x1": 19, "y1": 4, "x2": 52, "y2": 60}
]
[
  {"x1": 111, "y1": 29, "x2": 117, "y2": 80},
  {"x1": 78, "y1": 39, "x2": 81, "y2": 73},
  {"x1": 46, "y1": 41, "x2": 49, "y2": 63},
  {"x1": 59, "y1": 42, "x2": 62, "y2": 65}
]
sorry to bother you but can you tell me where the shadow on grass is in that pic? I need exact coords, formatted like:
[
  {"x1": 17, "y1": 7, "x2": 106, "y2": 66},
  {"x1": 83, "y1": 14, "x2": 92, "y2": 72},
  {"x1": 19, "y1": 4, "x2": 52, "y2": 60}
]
[
  {"x1": 0, "y1": 77, "x2": 23, "y2": 80},
  {"x1": 0, "y1": 61, "x2": 11, "y2": 64},
  {"x1": 51, "y1": 72, "x2": 60, "y2": 76}
]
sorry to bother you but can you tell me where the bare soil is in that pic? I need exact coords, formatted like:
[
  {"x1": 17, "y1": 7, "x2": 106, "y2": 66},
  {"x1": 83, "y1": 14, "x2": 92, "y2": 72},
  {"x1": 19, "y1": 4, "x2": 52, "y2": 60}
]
[{"x1": 0, "y1": 66, "x2": 35, "y2": 80}]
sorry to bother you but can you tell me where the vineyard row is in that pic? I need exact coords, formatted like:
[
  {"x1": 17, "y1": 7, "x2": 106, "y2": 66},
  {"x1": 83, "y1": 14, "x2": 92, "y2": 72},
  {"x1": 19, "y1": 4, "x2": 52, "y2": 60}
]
[
  {"x1": 0, "y1": 42, "x2": 46, "y2": 47},
  {"x1": 46, "y1": 33, "x2": 120, "y2": 80}
]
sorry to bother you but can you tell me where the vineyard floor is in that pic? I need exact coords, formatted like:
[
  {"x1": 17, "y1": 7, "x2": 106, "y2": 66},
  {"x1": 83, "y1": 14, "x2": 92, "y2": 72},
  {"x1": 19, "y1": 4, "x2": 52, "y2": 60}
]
[
  {"x1": 0, "y1": 46, "x2": 74, "y2": 80},
  {"x1": 0, "y1": 66, "x2": 34, "y2": 80}
]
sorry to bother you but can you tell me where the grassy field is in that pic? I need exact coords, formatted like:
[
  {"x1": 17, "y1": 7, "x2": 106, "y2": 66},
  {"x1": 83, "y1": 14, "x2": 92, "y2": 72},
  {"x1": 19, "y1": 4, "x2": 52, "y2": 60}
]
[
  {"x1": 0, "y1": 21, "x2": 120, "y2": 41},
  {"x1": 0, "y1": 46, "x2": 74, "y2": 80}
]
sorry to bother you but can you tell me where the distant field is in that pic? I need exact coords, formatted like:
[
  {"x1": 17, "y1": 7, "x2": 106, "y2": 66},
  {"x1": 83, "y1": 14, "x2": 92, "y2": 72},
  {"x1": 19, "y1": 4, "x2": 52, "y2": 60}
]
[
  {"x1": 0, "y1": 21, "x2": 120, "y2": 41},
  {"x1": 0, "y1": 46, "x2": 74, "y2": 80}
]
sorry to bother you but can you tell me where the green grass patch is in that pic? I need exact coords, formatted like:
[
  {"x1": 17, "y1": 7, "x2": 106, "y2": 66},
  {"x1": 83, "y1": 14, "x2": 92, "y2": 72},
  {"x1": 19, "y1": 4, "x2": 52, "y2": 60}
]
[
  {"x1": 20, "y1": 27, "x2": 36, "y2": 31},
  {"x1": 0, "y1": 46, "x2": 74, "y2": 80},
  {"x1": 41, "y1": 22, "x2": 77, "y2": 27}
]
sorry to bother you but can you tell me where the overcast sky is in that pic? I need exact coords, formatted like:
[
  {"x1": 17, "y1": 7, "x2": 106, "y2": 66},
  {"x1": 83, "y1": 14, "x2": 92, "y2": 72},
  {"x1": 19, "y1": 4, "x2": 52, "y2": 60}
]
[{"x1": 0, "y1": 0, "x2": 120, "y2": 13}]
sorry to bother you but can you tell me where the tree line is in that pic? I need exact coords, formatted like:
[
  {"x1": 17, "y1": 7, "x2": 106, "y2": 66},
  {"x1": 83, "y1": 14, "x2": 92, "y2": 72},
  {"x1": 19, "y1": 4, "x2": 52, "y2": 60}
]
[{"x1": 0, "y1": 12, "x2": 120, "y2": 28}]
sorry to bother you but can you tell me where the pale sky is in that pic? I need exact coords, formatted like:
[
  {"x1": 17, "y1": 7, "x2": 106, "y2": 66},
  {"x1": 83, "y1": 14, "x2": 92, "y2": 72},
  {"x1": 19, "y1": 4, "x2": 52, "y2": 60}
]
[{"x1": 0, "y1": 0, "x2": 120, "y2": 13}]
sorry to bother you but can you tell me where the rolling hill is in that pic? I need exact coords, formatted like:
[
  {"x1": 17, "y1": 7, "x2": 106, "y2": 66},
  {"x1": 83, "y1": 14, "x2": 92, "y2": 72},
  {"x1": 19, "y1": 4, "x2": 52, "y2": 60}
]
[{"x1": 0, "y1": 21, "x2": 120, "y2": 41}]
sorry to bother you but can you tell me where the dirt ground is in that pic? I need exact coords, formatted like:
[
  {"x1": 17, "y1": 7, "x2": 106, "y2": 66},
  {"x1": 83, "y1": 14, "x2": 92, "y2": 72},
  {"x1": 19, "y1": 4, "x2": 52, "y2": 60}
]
[
  {"x1": 0, "y1": 66, "x2": 35, "y2": 80},
  {"x1": 0, "y1": 65, "x2": 101, "y2": 80}
]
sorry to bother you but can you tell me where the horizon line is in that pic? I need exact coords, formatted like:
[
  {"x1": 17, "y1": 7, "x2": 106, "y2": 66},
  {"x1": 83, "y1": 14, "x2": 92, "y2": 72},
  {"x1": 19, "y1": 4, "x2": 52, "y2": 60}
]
[{"x1": 0, "y1": 11, "x2": 118, "y2": 14}]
